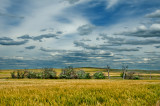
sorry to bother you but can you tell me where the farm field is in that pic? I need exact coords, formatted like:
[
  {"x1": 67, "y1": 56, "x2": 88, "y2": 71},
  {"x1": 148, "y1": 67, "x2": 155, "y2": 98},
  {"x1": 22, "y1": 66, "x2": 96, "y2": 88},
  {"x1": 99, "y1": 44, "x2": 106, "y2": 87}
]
[
  {"x1": 0, "y1": 68, "x2": 160, "y2": 106},
  {"x1": 0, "y1": 79, "x2": 160, "y2": 106}
]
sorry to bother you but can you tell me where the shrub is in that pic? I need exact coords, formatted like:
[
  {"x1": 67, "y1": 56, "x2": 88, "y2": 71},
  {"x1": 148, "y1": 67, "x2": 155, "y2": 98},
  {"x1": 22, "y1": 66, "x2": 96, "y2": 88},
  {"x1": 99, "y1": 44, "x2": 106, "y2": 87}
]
[
  {"x1": 16, "y1": 70, "x2": 29, "y2": 79},
  {"x1": 35, "y1": 72, "x2": 43, "y2": 79},
  {"x1": 93, "y1": 72, "x2": 105, "y2": 79},
  {"x1": 120, "y1": 71, "x2": 140, "y2": 80},
  {"x1": 59, "y1": 66, "x2": 77, "y2": 79},
  {"x1": 126, "y1": 71, "x2": 135, "y2": 79},
  {"x1": 120, "y1": 72, "x2": 123, "y2": 78},
  {"x1": 42, "y1": 68, "x2": 57, "y2": 79},
  {"x1": 76, "y1": 70, "x2": 91, "y2": 79},
  {"x1": 10, "y1": 70, "x2": 28, "y2": 79},
  {"x1": 10, "y1": 71, "x2": 16, "y2": 78},
  {"x1": 84, "y1": 73, "x2": 91, "y2": 79},
  {"x1": 120, "y1": 72, "x2": 127, "y2": 79},
  {"x1": 27, "y1": 71, "x2": 37, "y2": 79},
  {"x1": 134, "y1": 76, "x2": 140, "y2": 80}
]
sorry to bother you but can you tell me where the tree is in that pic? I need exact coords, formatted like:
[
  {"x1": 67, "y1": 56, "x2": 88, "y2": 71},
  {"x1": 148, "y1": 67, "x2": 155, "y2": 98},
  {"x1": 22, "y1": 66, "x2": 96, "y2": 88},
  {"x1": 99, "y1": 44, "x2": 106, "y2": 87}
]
[
  {"x1": 59, "y1": 66, "x2": 77, "y2": 79},
  {"x1": 106, "y1": 65, "x2": 110, "y2": 79},
  {"x1": 150, "y1": 72, "x2": 152, "y2": 80},
  {"x1": 122, "y1": 65, "x2": 128, "y2": 80},
  {"x1": 93, "y1": 72, "x2": 105, "y2": 79}
]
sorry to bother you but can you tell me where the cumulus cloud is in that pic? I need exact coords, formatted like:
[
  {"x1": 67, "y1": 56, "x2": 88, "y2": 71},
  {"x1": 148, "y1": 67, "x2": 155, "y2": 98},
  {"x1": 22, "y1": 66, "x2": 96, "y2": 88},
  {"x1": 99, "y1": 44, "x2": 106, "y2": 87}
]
[
  {"x1": 99, "y1": 33, "x2": 124, "y2": 41},
  {"x1": 17, "y1": 35, "x2": 33, "y2": 40},
  {"x1": 40, "y1": 28, "x2": 54, "y2": 32},
  {"x1": 56, "y1": 31, "x2": 63, "y2": 34},
  {"x1": 77, "y1": 24, "x2": 95, "y2": 36},
  {"x1": 1, "y1": 0, "x2": 160, "y2": 69},
  {"x1": 40, "y1": 29, "x2": 47, "y2": 32},
  {"x1": 97, "y1": 34, "x2": 159, "y2": 46},
  {"x1": 0, "y1": 37, "x2": 13, "y2": 41},
  {"x1": 18, "y1": 34, "x2": 59, "y2": 42},
  {"x1": 73, "y1": 41, "x2": 139, "y2": 52},
  {"x1": 0, "y1": 40, "x2": 28, "y2": 46},
  {"x1": 108, "y1": 38, "x2": 160, "y2": 45},
  {"x1": 40, "y1": 47, "x2": 114, "y2": 61},
  {"x1": 80, "y1": 38, "x2": 92, "y2": 42},
  {"x1": 0, "y1": 36, "x2": 28, "y2": 46},
  {"x1": 150, "y1": 24, "x2": 160, "y2": 30},
  {"x1": 33, "y1": 33, "x2": 59, "y2": 42},
  {"x1": 117, "y1": 24, "x2": 160, "y2": 37},
  {"x1": 155, "y1": 45, "x2": 160, "y2": 48},
  {"x1": 40, "y1": 47, "x2": 55, "y2": 52},
  {"x1": 25, "y1": 46, "x2": 36, "y2": 50},
  {"x1": 146, "y1": 9, "x2": 160, "y2": 18}
]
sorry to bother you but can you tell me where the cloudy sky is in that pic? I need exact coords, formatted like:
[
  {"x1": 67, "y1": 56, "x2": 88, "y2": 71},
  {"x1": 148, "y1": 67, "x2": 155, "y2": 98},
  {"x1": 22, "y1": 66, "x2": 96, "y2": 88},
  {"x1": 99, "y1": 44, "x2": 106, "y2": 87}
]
[{"x1": 0, "y1": 0, "x2": 160, "y2": 69}]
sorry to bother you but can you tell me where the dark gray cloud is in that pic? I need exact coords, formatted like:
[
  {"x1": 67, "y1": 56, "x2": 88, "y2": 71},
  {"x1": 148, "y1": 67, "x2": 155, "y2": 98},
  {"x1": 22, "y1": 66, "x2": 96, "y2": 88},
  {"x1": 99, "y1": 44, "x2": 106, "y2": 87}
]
[
  {"x1": 137, "y1": 47, "x2": 143, "y2": 49},
  {"x1": 69, "y1": 51, "x2": 113, "y2": 58},
  {"x1": 56, "y1": 31, "x2": 63, "y2": 34},
  {"x1": 0, "y1": 40, "x2": 28, "y2": 45},
  {"x1": 17, "y1": 35, "x2": 32, "y2": 40},
  {"x1": 18, "y1": 33, "x2": 59, "y2": 42},
  {"x1": 40, "y1": 28, "x2": 54, "y2": 32},
  {"x1": 144, "y1": 51, "x2": 160, "y2": 54},
  {"x1": 25, "y1": 46, "x2": 36, "y2": 50},
  {"x1": 73, "y1": 41, "x2": 139, "y2": 52},
  {"x1": 99, "y1": 33, "x2": 124, "y2": 41},
  {"x1": 97, "y1": 33, "x2": 160, "y2": 45},
  {"x1": 0, "y1": 12, "x2": 24, "y2": 19},
  {"x1": 115, "y1": 48, "x2": 139, "y2": 51},
  {"x1": 0, "y1": 36, "x2": 28, "y2": 46},
  {"x1": 0, "y1": 37, "x2": 13, "y2": 41},
  {"x1": 40, "y1": 29, "x2": 47, "y2": 32},
  {"x1": 155, "y1": 45, "x2": 160, "y2": 48},
  {"x1": 66, "y1": 0, "x2": 80, "y2": 4},
  {"x1": 80, "y1": 38, "x2": 91, "y2": 42},
  {"x1": 145, "y1": 10, "x2": 160, "y2": 18},
  {"x1": 40, "y1": 47, "x2": 113, "y2": 59},
  {"x1": 77, "y1": 24, "x2": 94, "y2": 36},
  {"x1": 96, "y1": 37, "x2": 100, "y2": 41},
  {"x1": 116, "y1": 25, "x2": 160, "y2": 38},
  {"x1": 40, "y1": 47, "x2": 55, "y2": 52},
  {"x1": 33, "y1": 33, "x2": 58, "y2": 42},
  {"x1": 108, "y1": 38, "x2": 160, "y2": 45}
]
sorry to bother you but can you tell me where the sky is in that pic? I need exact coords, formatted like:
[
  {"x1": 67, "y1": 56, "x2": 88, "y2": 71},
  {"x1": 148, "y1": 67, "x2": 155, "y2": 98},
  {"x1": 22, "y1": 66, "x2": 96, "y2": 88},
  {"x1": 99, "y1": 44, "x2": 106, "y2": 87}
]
[{"x1": 0, "y1": 0, "x2": 160, "y2": 70}]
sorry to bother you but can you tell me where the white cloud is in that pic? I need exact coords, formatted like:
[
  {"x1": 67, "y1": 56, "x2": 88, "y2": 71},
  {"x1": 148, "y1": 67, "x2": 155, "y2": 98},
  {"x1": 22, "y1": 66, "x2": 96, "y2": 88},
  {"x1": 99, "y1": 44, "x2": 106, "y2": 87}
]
[
  {"x1": 106, "y1": 0, "x2": 119, "y2": 9},
  {"x1": 1, "y1": 0, "x2": 89, "y2": 37},
  {"x1": 150, "y1": 24, "x2": 160, "y2": 30},
  {"x1": 137, "y1": 25, "x2": 147, "y2": 31},
  {"x1": 0, "y1": 0, "x2": 90, "y2": 54},
  {"x1": 146, "y1": 9, "x2": 160, "y2": 18}
]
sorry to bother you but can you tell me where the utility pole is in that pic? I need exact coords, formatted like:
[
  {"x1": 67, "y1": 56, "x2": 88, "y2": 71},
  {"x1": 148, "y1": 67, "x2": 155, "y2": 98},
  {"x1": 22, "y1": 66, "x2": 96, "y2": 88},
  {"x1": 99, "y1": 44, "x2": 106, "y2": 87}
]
[{"x1": 107, "y1": 65, "x2": 110, "y2": 79}]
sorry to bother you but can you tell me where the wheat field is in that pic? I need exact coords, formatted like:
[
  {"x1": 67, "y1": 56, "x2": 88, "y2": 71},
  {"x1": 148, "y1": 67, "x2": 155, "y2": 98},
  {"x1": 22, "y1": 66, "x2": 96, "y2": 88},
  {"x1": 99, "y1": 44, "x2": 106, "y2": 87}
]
[{"x1": 0, "y1": 79, "x2": 160, "y2": 106}]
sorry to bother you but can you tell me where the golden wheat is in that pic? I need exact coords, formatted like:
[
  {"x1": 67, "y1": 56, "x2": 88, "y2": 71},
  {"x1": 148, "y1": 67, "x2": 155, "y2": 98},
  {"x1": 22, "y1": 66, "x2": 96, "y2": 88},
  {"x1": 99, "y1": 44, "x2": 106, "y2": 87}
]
[{"x1": 0, "y1": 79, "x2": 160, "y2": 106}]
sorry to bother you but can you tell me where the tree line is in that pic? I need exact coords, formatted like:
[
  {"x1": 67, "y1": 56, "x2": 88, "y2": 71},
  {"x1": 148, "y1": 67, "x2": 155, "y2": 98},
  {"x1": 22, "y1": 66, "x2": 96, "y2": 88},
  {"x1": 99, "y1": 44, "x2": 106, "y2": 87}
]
[{"x1": 10, "y1": 65, "x2": 139, "y2": 79}]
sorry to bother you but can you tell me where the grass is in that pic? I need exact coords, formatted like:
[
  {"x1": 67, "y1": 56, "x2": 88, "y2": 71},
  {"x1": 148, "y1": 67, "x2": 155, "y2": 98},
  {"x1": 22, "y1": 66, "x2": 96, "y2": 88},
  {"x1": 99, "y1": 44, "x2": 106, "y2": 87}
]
[{"x1": 0, "y1": 79, "x2": 160, "y2": 106}]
